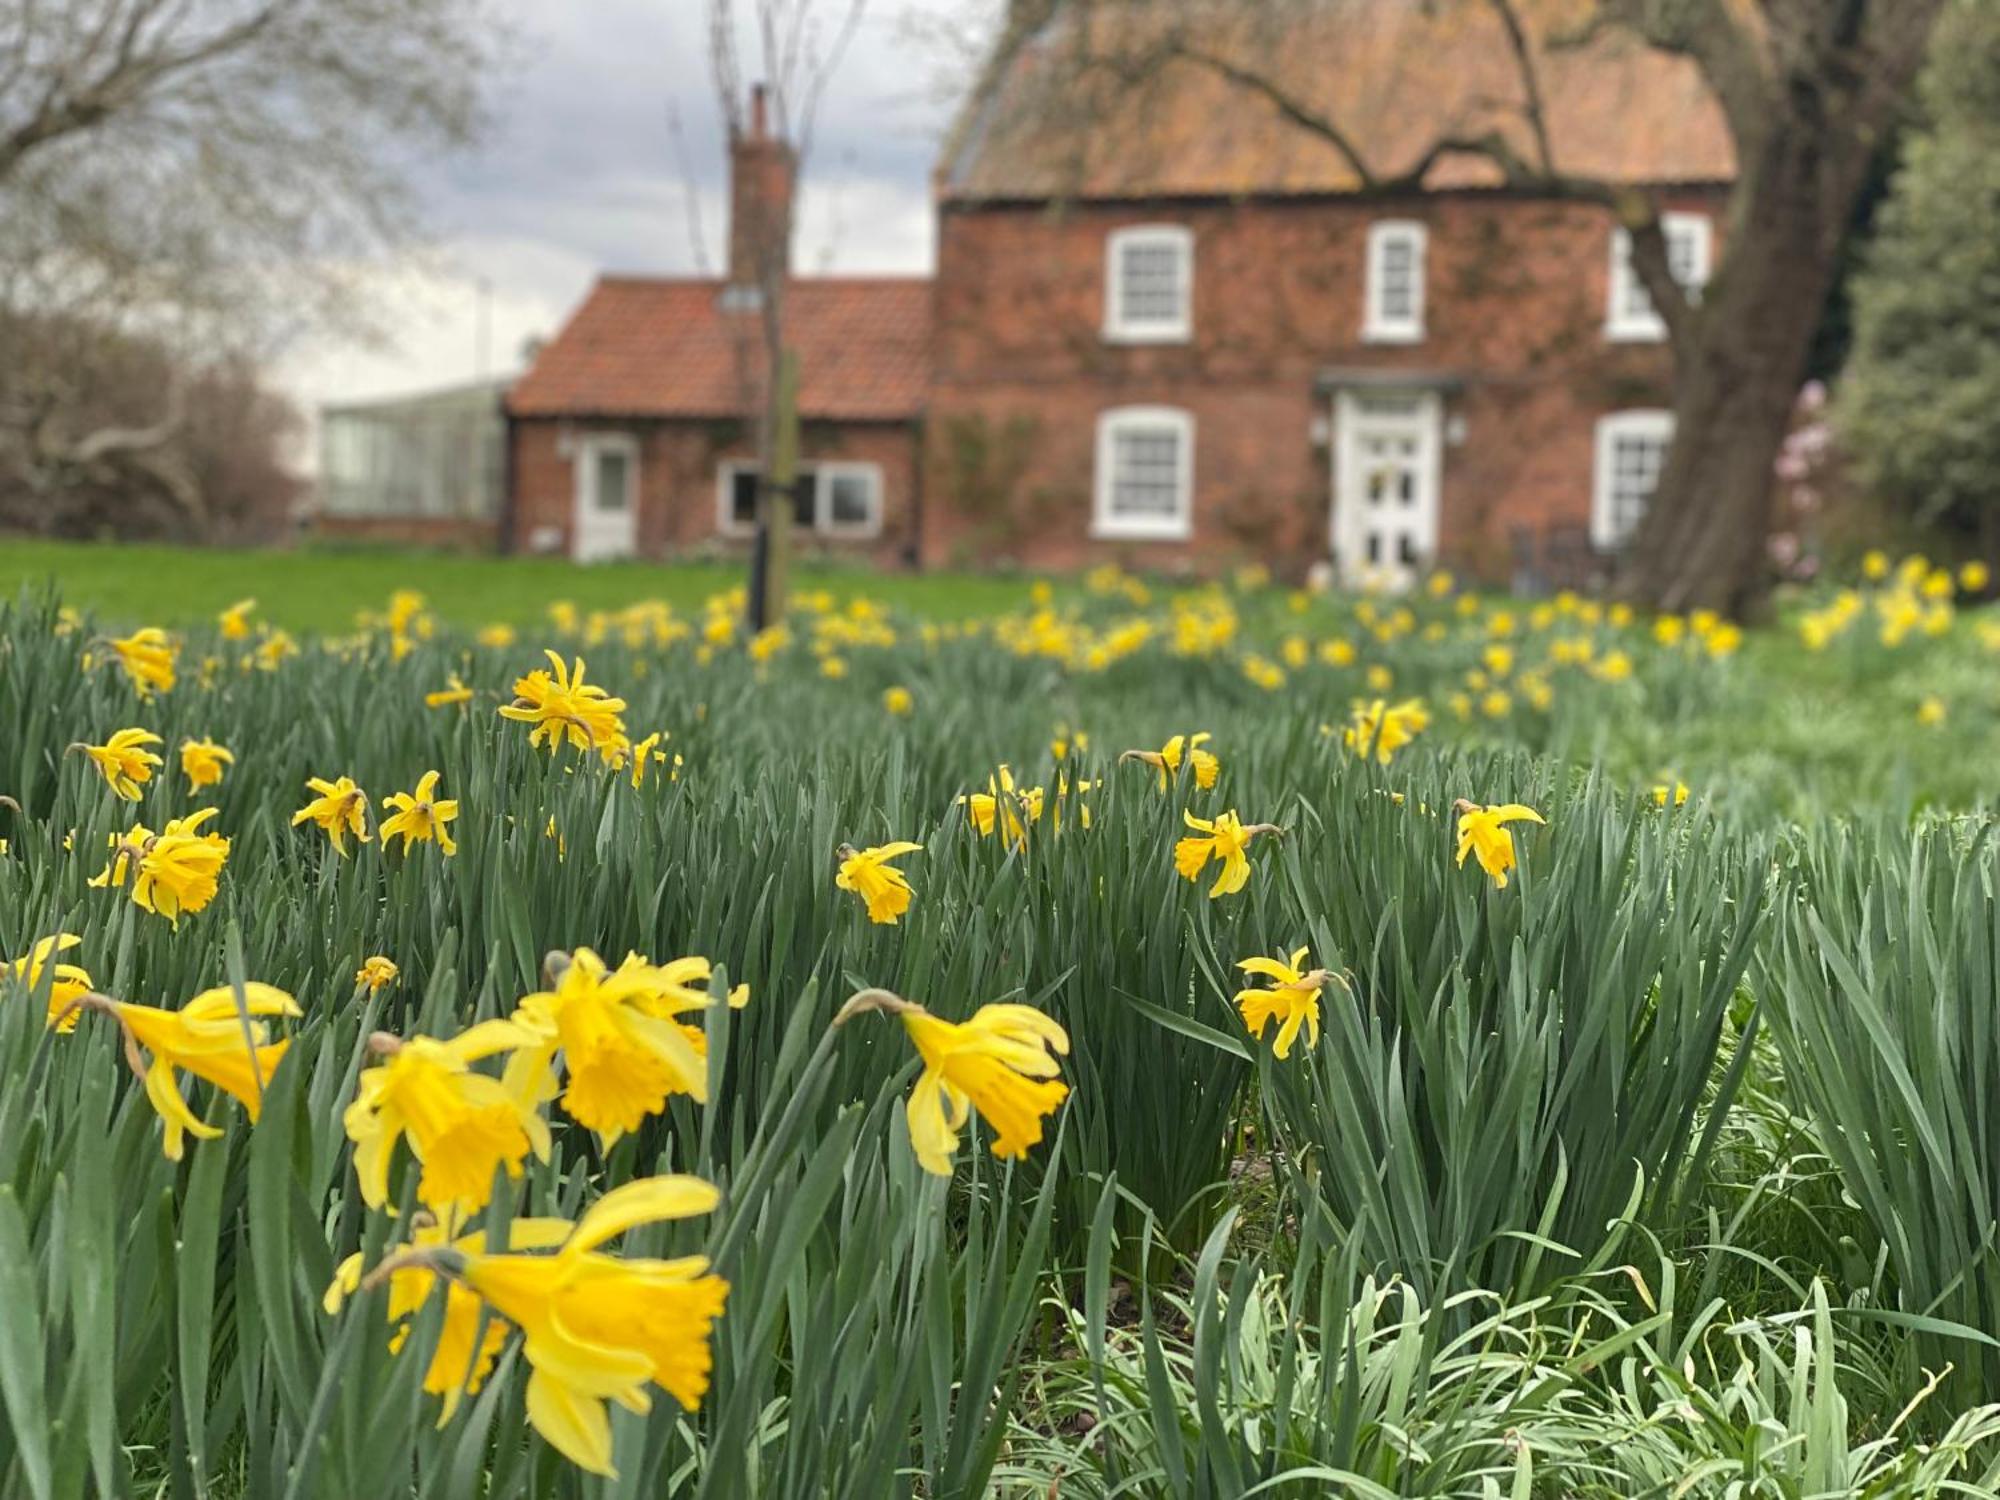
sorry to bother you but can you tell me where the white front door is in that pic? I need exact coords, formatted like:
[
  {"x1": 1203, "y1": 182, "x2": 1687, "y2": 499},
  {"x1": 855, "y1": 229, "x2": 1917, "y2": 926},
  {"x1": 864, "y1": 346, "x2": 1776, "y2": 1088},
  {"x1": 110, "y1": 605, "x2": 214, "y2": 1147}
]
[
  {"x1": 1332, "y1": 390, "x2": 1442, "y2": 588},
  {"x1": 572, "y1": 435, "x2": 639, "y2": 561}
]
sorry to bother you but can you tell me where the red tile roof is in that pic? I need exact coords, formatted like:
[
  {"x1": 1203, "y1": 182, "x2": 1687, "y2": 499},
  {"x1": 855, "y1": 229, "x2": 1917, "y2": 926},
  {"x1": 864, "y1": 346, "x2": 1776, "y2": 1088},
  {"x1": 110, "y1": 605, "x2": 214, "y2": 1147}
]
[
  {"x1": 943, "y1": 0, "x2": 1737, "y2": 202},
  {"x1": 508, "y1": 277, "x2": 931, "y2": 422}
]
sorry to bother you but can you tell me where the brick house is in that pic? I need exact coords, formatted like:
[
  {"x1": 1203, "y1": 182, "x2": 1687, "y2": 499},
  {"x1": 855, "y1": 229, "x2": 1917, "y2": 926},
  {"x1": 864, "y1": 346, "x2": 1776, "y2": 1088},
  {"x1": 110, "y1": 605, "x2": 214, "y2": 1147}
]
[
  {"x1": 508, "y1": 2, "x2": 1735, "y2": 585},
  {"x1": 506, "y1": 91, "x2": 929, "y2": 566}
]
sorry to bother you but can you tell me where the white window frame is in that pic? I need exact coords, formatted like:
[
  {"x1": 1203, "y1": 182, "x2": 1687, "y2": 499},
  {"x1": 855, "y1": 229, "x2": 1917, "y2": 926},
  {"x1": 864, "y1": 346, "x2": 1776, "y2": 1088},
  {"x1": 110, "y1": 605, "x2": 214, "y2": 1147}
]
[
  {"x1": 815, "y1": 461, "x2": 885, "y2": 538},
  {"x1": 1092, "y1": 406, "x2": 1194, "y2": 542},
  {"x1": 714, "y1": 459, "x2": 885, "y2": 540},
  {"x1": 1607, "y1": 213, "x2": 1711, "y2": 342},
  {"x1": 1592, "y1": 410, "x2": 1676, "y2": 549},
  {"x1": 1362, "y1": 220, "x2": 1428, "y2": 344},
  {"x1": 1103, "y1": 225, "x2": 1193, "y2": 344}
]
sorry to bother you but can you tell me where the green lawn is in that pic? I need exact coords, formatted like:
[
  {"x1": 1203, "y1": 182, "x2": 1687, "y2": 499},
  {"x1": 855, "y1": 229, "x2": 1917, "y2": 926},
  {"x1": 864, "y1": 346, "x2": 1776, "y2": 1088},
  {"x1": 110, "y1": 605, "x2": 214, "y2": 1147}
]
[{"x1": 0, "y1": 537, "x2": 1039, "y2": 632}]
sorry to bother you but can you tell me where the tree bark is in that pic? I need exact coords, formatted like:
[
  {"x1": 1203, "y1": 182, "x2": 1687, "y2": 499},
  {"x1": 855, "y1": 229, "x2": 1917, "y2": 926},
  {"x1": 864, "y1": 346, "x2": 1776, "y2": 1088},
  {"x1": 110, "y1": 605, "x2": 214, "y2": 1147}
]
[{"x1": 1620, "y1": 84, "x2": 1886, "y2": 616}]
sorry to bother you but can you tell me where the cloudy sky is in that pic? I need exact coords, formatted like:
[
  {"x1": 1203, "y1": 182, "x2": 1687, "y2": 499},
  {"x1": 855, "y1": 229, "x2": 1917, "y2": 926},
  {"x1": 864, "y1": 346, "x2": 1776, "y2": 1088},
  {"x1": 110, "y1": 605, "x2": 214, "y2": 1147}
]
[{"x1": 279, "y1": 1, "x2": 989, "y2": 415}]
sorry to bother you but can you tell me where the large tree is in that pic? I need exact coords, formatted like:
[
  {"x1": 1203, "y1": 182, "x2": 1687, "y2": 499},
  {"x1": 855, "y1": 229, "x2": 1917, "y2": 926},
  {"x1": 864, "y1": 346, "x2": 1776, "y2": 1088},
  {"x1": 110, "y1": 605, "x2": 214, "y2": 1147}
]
[
  {"x1": 1834, "y1": 0, "x2": 2000, "y2": 554},
  {"x1": 1058, "y1": 0, "x2": 1947, "y2": 617},
  {"x1": 0, "y1": 0, "x2": 501, "y2": 533}
]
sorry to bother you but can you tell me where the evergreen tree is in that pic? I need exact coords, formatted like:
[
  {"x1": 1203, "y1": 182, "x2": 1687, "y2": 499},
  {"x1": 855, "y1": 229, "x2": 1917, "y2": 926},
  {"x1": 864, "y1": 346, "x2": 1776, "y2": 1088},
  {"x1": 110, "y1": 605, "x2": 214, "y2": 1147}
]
[{"x1": 1837, "y1": 1, "x2": 2000, "y2": 549}]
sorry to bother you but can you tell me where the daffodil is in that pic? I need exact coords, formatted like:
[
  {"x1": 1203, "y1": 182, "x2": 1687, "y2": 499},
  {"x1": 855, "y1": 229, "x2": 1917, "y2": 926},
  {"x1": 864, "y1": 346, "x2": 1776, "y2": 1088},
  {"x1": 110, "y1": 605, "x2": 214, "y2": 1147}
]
[
  {"x1": 1454, "y1": 801, "x2": 1545, "y2": 889},
  {"x1": 292, "y1": 776, "x2": 371, "y2": 854},
  {"x1": 504, "y1": 949, "x2": 740, "y2": 1146},
  {"x1": 623, "y1": 730, "x2": 669, "y2": 788},
  {"x1": 1343, "y1": 699, "x2": 1428, "y2": 764},
  {"x1": 1121, "y1": 732, "x2": 1220, "y2": 791},
  {"x1": 1173, "y1": 809, "x2": 1278, "y2": 898},
  {"x1": 958, "y1": 765, "x2": 1043, "y2": 850},
  {"x1": 72, "y1": 728, "x2": 163, "y2": 801},
  {"x1": 179, "y1": 738, "x2": 234, "y2": 790},
  {"x1": 380, "y1": 771, "x2": 458, "y2": 856},
  {"x1": 90, "y1": 808, "x2": 231, "y2": 922},
  {"x1": 218, "y1": 598, "x2": 257, "y2": 640},
  {"x1": 1652, "y1": 782, "x2": 1690, "y2": 807},
  {"x1": 835, "y1": 841, "x2": 923, "y2": 924},
  {"x1": 835, "y1": 989, "x2": 1069, "y2": 1176},
  {"x1": 4, "y1": 934, "x2": 93, "y2": 1031},
  {"x1": 882, "y1": 685, "x2": 914, "y2": 716},
  {"x1": 324, "y1": 1212, "x2": 575, "y2": 1422},
  {"x1": 1234, "y1": 947, "x2": 1330, "y2": 1059},
  {"x1": 362, "y1": 1176, "x2": 729, "y2": 1475},
  {"x1": 68, "y1": 983, "x2": 298, "y2": 1159},
  {"x1": 356, "y1": 955, "x2": 399, "y2": 993},
  {"x1": 345, "y1": 1023, "x2": 551, "y2": 1215},
  {"x1": 107, "y1": 627, "x2": 177, "y2": 696},
  {"x1": 425, "y1": 676, "x2": 474, "y2": 709},
  {"x1": 499, "y1": 651, "x2": 628, "y2": 754},
  {"x1": 1916, "y1": 696, "x2": 1947, "y2": 728}
]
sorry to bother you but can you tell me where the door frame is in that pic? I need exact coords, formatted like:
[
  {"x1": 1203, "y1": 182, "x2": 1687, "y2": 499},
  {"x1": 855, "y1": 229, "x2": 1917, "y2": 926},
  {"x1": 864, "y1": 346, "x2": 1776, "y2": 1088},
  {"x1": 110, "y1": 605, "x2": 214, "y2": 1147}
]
[
  {"x1": 1331, "y1": 388, "x2": 1443, "y2": 583},
  {"x1": 571, "y1": 431, "x2": 641, "y2": 561}
]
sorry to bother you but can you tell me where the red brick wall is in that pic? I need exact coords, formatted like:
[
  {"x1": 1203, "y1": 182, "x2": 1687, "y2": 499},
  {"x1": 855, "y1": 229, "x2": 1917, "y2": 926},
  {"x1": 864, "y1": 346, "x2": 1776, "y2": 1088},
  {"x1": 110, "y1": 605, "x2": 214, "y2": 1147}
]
[
  {"x1": 506, "y1": 417, "x2": 921, "y2": 567},
  {"x1": 925, "y1": 189, "x2": 1725, "y2": 578}
]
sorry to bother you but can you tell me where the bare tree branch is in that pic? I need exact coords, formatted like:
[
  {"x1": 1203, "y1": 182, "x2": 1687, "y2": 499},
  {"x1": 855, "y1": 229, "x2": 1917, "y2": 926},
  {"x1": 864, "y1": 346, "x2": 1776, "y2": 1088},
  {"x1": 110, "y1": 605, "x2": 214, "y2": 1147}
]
[{"x1": 1480, "y1": 0, "x2": 1555, "y2": 176}]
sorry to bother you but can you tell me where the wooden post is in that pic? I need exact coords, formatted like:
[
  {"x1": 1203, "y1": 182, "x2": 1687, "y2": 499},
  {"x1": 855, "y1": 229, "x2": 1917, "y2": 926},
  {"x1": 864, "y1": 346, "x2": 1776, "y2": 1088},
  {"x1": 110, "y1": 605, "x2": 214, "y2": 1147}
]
[{"x1": 767, "y1": 348, "x2": 799, "y2": 627}]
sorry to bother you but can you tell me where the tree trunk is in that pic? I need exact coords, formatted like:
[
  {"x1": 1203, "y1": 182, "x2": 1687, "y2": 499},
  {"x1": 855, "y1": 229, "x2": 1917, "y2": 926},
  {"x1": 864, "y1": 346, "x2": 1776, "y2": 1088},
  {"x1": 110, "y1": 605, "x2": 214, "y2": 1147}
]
[{"x1": 1620, "y1": 101, "x2": 1877, "y2": 618}]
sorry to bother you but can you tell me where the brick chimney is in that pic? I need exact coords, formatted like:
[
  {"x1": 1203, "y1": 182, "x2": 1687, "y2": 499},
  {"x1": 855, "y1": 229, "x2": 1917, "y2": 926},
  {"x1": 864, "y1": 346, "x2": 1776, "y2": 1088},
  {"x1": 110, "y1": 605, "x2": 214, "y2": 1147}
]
[{"x1": 728, "y1": 83, "x2": 795, "y2": 289}]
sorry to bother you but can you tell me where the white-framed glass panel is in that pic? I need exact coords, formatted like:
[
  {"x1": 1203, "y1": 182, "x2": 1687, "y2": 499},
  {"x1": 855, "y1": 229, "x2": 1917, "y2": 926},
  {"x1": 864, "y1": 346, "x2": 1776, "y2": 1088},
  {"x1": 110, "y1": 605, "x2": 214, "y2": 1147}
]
[
  {"x1": 1363, "y1": 221, "x2": 1427, "y2": 343},
  {"x1": 818, "y1": 463, "x2": 883, "y2": 536},
  {"x1": 715, "y1": 460, "x2": 881, "y2": 538},
  {"x1": 1607, "y1": 213, "x2": 1711, "y2": 341},
  {"x1": 1093, "y1": 406, "x2": 1194, "y2": 541},
  {"x1": 1104, "y1": 225, "x2": 1193, "y2": 344},
  {"x1": 1592, "y1": 410, "x2": 1676, "y2": 548}
]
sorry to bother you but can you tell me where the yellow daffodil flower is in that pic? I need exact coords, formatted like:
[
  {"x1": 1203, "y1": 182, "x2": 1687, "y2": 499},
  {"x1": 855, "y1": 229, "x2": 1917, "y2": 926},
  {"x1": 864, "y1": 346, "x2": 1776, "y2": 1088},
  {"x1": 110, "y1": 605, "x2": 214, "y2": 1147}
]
[
  {"x1": 324, "y1": 1212, "x2": 576, "y2": 1422},
  {"x1": 72, "y1": 727, "x2": 164, "y2": 801},
  {"x1": 1234, "y1": 947, "x2": 1330, "y2": 1059},
  {"x1": 1343, "y1": 699, "x2": 1428, "y2": 765},
  {"x1": 477, "y1": 622, "x2": 518, "y2": 649},
  {"x1": 1454, "y1": 800, "x2": 1545, "y2": 889},
  {"x1": 499, "y1": 651, "x2": 628, "y2": 754},
  {"x1": 4, "y1": 934, "x2": 93, "y2": 1031},
  {"x1": 380, "y1": 771, "x2": 458, "y2": 856},
  {"x1": 1916, "y1": 696, "x2": 1947, "y2": 728},
  {"x1": 366, "y1": 1176, "x2": 729, "y2": 1476},
  {"x1": 89, "y1": 808, "x2": 231, "y2": 922},
  {"x1": 356, "y1": 955, "x2": 399, "y2": 993},
  {"x1": 292, "y1": 776, "x2": 371, "y2": 854},
  {"x1": 958, "y1": 765, "x2": 1043, "y2": 850},
  {"x1": 882, "y1": 685, "x2": 914, "y2": 716},
  {"x1": 425, "y1": 676, "x2": 474, "y2": 709},
  {"x1": 835, "y1": 989, "x2": 1069, "y2": 1177},
  {"x1": 69, "y1": 983, "x2": 298, "y2": 1159},
  {"x1": 218, "y1": 598, "x2": 257, "y2": 639},
  {"x1": 835, "y1": 841, "x2": 923, "y2": 924},
  {"x1": 345, "y1": 1023, "x2": 551, "y2": 1215},
  {"x1": 1959, "y1": 560, "x2": 1989, "y2": 593},
  {"x1": 1653, "y1": 781, "x2": 1691, "y2": 807},
  {"x1": 1174, "y1": 810, "x2": 1279, "y2": 898},
  {"x1": 254, "y1": 630, "x2": 299, "y2": 670},
  {"x1": 180, "y1": 738, "x2": 234, "y2": 791},
  {"x1": 107, "y1": 627, "x2": 177, "y2": 696},
  {"x1": 1121, "y1": 732, "x2": 1220, "y2": 791},
  {"x1": 504, "y1": 949, "x2": 742, "y2": 1147}
]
